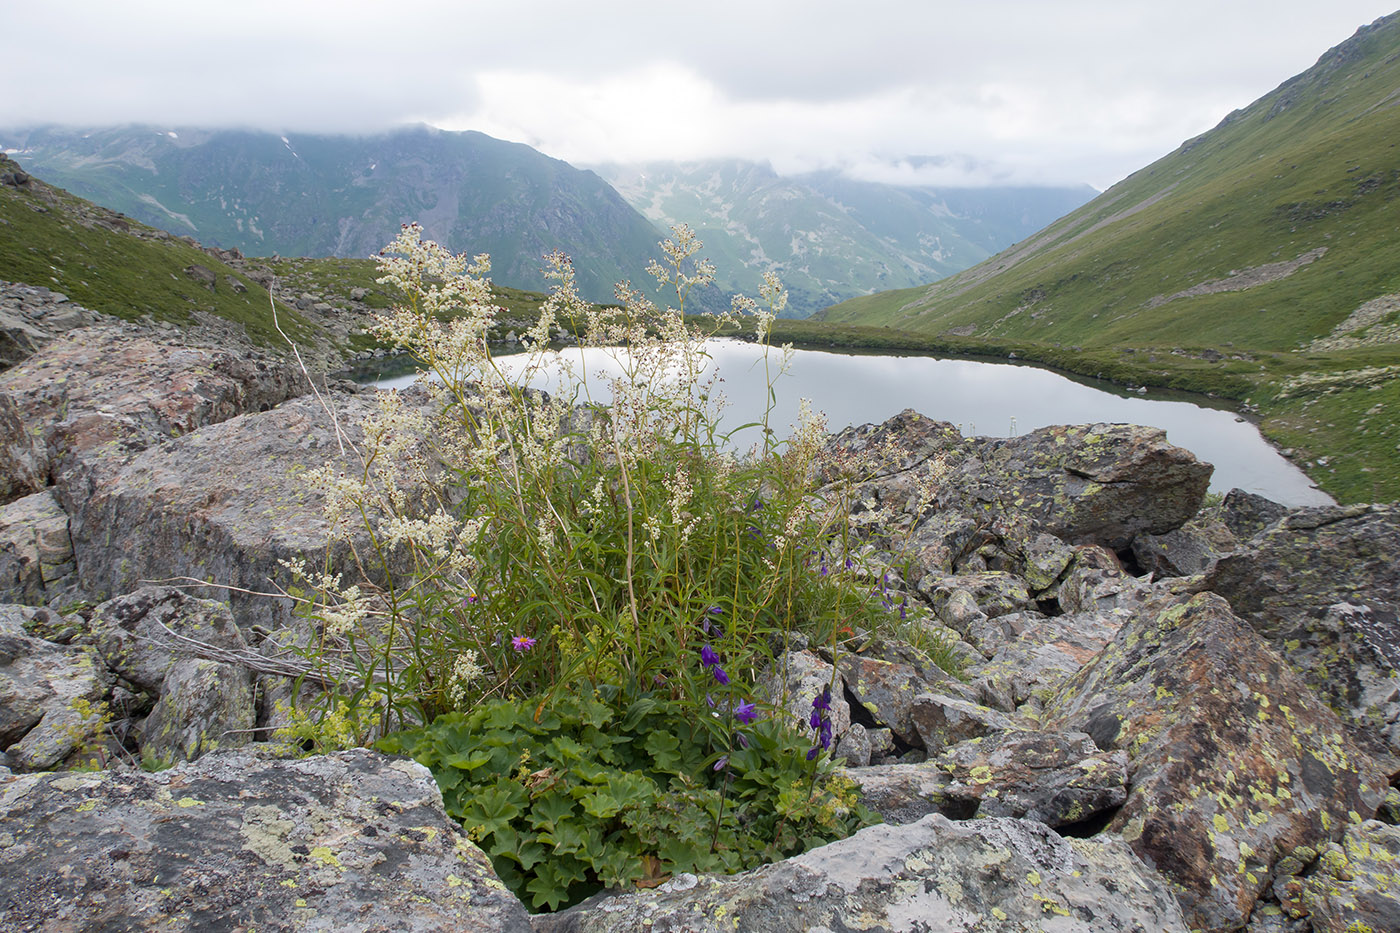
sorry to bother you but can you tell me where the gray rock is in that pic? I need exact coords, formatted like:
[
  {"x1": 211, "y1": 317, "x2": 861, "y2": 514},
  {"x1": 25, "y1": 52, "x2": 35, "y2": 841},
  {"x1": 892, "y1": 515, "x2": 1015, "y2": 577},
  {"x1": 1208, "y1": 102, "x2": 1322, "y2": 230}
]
[
  {"x1": 0, "y1": 490, "x2": 75, "y2": 604},
  {"x1": 183, "y1": 263, "x2": 217, "y2": 289},
  {"x1": 535, "y1": 813, "x2": 1190, "y2": 932},
  {"x1": 67, "y1": 389, "x2": 433, "y2": 631},
  {"x1": 0, "y1": 393, "x2": 45, "y2": 505},
  {"x1": 935, "y1": 730, "x2": 1129, "y2": 827},
  {"x1": 966, "y1": 608, "x2": 1127, "y2": 713},
  {"x1": 89, "y1": 586, "x2": 249, "y2": 692},
  {"x1": 1131, "y1": 515, "x2": 1238, "y2": 578},
  {"x1": 838, "y1": 651, "x2": 960, "y2": 745},
  {"x1": 0, "y1": 748, "x2": 533, "y2": 931},
  {"x1": 1204, "y1": 503, "x2": 1400, "y2": 760},
  {"x1": 910, "y1": 692, "x2": 1017, "y2": 752},
  {"x1": 851, "y1": 730, "x2": 1129, "y2": 829},
  {"x1": 1222, "y1": 487, "x2": 1289, "y2": 541},
  {"x1": 1274, "y1": 820, "x2": 1400, "y2": 932},
  {"x1": 828, "y1": 413, "x2": 1212, "y2": 555},
  {"x1": 0, "y1": 606, "x2": 111, "y2": 770},
  {"x1": 139, "y1": 657, "x2": 255, "y2": 763},
  {"x1": 918, "y1": 570, "x2": 1031, "y2": 621},
  {"x1": 1044, "y1": 591, "x2": 1389, "y2": 932},
  {"x1": 757, "y1": 649, "x2": 851, "y2": 745},
  {"x1": 834, "y1": 720, "x2": 872, "y2": 767}
]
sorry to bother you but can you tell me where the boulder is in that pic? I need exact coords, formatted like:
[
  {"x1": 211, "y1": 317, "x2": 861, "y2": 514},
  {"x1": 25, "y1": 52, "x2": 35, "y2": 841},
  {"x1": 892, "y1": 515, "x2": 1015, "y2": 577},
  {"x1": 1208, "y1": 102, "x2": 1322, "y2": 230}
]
[
  {"x1": 757, "y1": 649, "x2": 851, "y2": 746},
  {"x1": 138, "y1": 657, "x2": 255, "y2": 764},
  {"x1": 851, "y1": 730, "x2": 1129, "y2": 830},
  {"x1": 534, "y1": 813, "x2": 1190, "y2": 932},
  {"x1": 0, "y1": 605, "x2": 111, "y2": 771},
  {"x1": 838, "y1": 649, "x2": 962, "y2": 746},
  {"x1": 824, "y1": 413, "x2": 1212, "y2": 574},
  {"x1": 910, "y1": 692, "x2": 1018, "y2": 752},
  {"x1": 0, "y1": 326, "x2": 306, "y2": 491},
  {"x1": 1044, "y1": 591, "x2": 1389, "y2": 932},
  {"x1": 966, "y1": 608, "x2": 1129, "y2": 713},
  {"x1": 66, "y1": 390, "x2": 428, "y2": 631},
  {"x1": 1204, "y1": 503, "x2": 1400, "y2": 761},
  {"x1": 1221, "y1": 487, "x2": 1289, "y2": 541},
  {"x1": 0, "y1": 748, "x2": 533, "y2": 931},
  {"x1": 89, "y1": 586, "x2": 250, "y2": 691},
  {"x1": 1131, "y1": 515, "x2": 1238, "y2": 578},
  {"x1": 935, "y1": 730, "x2": 1130, "y2": 827},
  {"x1": 0, "y1": 490, "x2": 75, "y2": 604}
]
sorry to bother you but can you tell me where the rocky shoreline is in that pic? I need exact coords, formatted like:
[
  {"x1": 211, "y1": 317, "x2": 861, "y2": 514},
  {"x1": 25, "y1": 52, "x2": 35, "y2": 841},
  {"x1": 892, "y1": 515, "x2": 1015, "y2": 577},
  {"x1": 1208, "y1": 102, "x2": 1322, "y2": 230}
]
[{"x1": 1, "y1": 313, "x2": 1397, "y2": 931}]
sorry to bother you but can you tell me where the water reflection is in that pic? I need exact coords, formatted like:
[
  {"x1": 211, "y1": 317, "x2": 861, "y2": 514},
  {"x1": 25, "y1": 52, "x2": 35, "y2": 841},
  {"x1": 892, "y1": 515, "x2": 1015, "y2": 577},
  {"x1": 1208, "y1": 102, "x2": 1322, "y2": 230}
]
[{"x1": 364, "y1": 339, "x2": 1332, "y2": 507}]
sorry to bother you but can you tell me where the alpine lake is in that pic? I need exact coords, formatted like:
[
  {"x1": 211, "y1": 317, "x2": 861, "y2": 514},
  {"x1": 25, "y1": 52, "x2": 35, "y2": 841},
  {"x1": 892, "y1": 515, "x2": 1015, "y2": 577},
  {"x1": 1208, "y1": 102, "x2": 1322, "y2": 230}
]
[{"x1": 353, "y1": 338, "x2": 1332, "y2": 508}]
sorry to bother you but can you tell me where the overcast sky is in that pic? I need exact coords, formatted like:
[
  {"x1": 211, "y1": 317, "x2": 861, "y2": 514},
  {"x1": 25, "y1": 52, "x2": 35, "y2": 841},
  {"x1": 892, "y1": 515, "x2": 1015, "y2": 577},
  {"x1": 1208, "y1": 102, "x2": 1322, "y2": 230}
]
[{"x1": 4, "y1": 1, "x2": 1396, "y2": 189}]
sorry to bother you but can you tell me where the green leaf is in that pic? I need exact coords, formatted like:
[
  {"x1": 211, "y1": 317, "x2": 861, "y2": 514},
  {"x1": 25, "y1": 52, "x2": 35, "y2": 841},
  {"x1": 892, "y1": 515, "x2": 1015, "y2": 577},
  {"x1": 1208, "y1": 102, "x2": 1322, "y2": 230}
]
[
  {"x1": 529, "y1": 792, "x2": 575, "y2": 833},
  {"x1": 442, "y1": 748, "x2": 493, "y2": 771},
  {"x1": 582, "y1": 790, "x2": 622, "y2": 819}
]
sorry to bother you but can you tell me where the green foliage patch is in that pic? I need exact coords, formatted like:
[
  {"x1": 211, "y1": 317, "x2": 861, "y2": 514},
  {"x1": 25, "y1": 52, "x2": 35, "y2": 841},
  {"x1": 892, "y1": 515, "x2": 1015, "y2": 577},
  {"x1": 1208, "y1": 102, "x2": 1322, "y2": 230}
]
[{"x1": 379, "y1": 689, "x2": 872, "y2": 911}]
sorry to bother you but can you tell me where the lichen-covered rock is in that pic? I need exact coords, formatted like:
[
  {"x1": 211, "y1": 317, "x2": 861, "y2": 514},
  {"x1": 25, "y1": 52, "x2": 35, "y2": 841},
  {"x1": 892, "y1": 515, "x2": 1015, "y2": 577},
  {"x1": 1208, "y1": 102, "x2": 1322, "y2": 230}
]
[
  {"x1": 1131, "y1": 515, "x2": 1238, "y2": 578},
  {"x1": 0, "y1": 325, "x2": 305, "y2": 490},
  {"x1": 534, "y1": 813, "x2": 1190, "y2": 932},
  {"x1": 1204, "y1": 504, "x2": 1400, "y2": 760},
  {"x1": 966, "y1": 608, "x2": 1128, "y2": 714},
  {"x1": 1279, "y1": 819, "x2": 1400, "y2": 931},
  {"x1": 851, "y1": 730, "x2": 1129, "y2": 830},
  {"x1": 1044, "y1": 591, "x2": 1389, "y2": 932},
  {"x1": 89, "y1": 586, "x2": 250, "y2": 691},
  {"x1": 0, "y1": 490, "x2": 75, "y2": 604},
  {"x1": 0, "y1": 748, "x2": 533, "y2": 932},
  {"x1": 0, "y1": 605, "x2": 111, "y2": 771},
  {"x1": 918, "y1": 571, "x2": 1032, "y2": 622},
  {"x1": 139, "y1": 657, "x2": 255, "y2": 763},
  {"x1": 66, "y1": 389, "x2": 438, "y2": 631},
  {"x1": 824, "y1": 413, "x2": 1212, "y2": 571},
  {"x1": 936, "y1": 730, "x2": 1130, "y2": 827},
  {"x1": 968, "y1": 422, "x2": 1213, "y2": 549},
  {"x1": 838, "y1": 651, "x2": 961, "y2": 746},
  {"x1": 910, "y1": 692, "x2": 1017, "y2": 752},
  {"x1": 1222, "y1": 487, "x2": 1289, "y2": 541}
]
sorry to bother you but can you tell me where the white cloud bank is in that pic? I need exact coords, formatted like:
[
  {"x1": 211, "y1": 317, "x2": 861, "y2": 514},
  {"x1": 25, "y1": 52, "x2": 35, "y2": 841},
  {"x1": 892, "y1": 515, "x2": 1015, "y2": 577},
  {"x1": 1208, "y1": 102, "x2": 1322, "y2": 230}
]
[{"x1": 2, "y1": 1, "x2": 1396, "y2": 188}]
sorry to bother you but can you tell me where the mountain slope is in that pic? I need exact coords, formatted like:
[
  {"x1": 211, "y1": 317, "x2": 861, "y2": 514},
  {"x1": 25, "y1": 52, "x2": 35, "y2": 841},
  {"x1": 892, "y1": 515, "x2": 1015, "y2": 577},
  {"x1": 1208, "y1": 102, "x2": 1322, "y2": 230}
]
[
  {"x1": 818, "y1": 14, "x2": 1400, "y2": 352},
  {"x1": 0, "y1": 152, "x2": 320, "y2": 350},
  {"x1": 593, "y1": 159, "x2": 1094, "y2": 316},
  {"x1": 1, "y1": 125, "x2": 664, "y2": 303},
  {"x1": 817, "y1": 12, "x2": 1400, "y2": 503}
]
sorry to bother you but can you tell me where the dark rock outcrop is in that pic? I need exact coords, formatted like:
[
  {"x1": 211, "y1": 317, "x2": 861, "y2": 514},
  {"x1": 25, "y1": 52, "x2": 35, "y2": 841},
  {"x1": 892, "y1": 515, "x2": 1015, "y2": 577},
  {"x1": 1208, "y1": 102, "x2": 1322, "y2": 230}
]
[
  {"x1": 1204, "y1": 504, "x2": 1400, "y2": 761},
  {"x1": 1044, "y1": 591, "x2": 1389, "y2": 931}
]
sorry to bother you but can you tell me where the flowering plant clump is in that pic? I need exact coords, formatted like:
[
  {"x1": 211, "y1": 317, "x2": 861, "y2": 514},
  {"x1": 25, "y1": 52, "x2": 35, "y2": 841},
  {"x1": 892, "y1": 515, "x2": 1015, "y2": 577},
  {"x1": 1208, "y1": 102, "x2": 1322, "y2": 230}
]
[{"x1": 286, "y1": 224, "x2": 949, "y2": 910}]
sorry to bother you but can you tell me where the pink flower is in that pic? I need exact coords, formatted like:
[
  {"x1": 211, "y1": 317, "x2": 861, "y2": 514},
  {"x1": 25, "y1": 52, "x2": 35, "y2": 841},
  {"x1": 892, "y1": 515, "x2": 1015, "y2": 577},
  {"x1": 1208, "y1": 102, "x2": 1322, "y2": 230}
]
[{"x1": 511, "y1": 635, "x2": 536, "y2": 653}]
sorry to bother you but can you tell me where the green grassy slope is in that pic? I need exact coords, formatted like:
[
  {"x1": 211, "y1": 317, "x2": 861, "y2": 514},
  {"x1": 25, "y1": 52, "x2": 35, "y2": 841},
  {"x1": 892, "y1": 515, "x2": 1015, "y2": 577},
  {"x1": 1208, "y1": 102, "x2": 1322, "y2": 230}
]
[
  {"x1": 0, "y1": 154, "x2": 317, "y2": 347},
  {"x1": 816, "y1": 12, "x2": 1400, "y2": 503}
]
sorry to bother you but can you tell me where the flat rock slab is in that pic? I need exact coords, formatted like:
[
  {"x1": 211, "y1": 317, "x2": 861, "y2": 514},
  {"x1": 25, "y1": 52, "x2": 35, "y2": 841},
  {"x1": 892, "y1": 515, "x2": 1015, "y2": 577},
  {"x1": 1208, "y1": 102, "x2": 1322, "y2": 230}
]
[
  {"x1": 0, "y1": 748, "x2": 533, "y2": 932},
  {"x1": 535, "y1": 813, "x2": 1190, "y2": 932}
]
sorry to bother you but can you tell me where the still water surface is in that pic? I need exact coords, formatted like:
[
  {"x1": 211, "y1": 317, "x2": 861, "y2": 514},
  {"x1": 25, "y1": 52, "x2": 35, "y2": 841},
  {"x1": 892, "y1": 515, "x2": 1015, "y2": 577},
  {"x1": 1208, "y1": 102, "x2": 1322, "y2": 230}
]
[{"x1": 365, "y1": 339, "x2": 1331, "y2": 507}]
